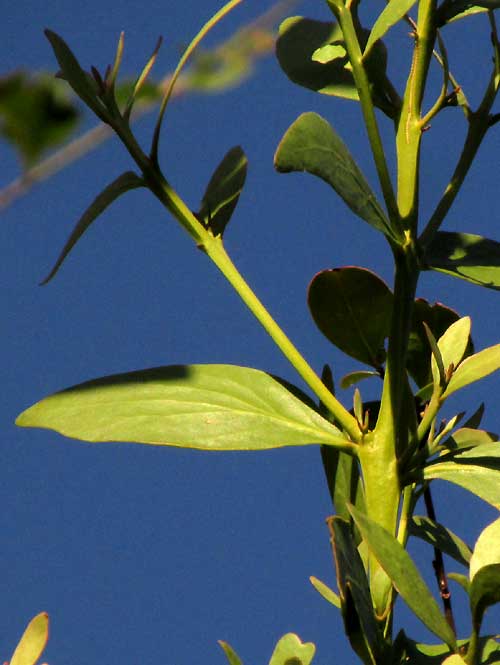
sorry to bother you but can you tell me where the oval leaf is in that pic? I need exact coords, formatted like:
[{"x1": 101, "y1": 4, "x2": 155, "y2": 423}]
[
  {"x1": 41, "y1": 171, "x2": 145, "y2": 284},
  {"x1": 348, "y1": 505, "x2": 457, "y2": 649},
  {"x1": 365, "y1": 0, "x2": 418, "y2": 55},
  {"x1": 276, "y1": 17, "x2": 359, "y2": 99},
  {"x1": 308, "y1": 267, "x2": 393, "y2": 367},
  {"x1": 274, "y1": 112, "x2": 393, "y2": 237},
  {"x1": 16, "y1": 365, "x2": 353, "y2": 452},
  {"x1": 424, "y1": 231, "x2": 500, "y2": 290},
  {"x1": 269, "y1": 634, "x2": 315, "y2": 665},
  {"x1": 196, "y1": 146, "x2": 247, "y2": 237},
  {"x1": 10, "y1": 613, "x2": 49, "y2": 665},
  {"x1": 443, "y1": 343, "x2": 500, "y2": 398}
]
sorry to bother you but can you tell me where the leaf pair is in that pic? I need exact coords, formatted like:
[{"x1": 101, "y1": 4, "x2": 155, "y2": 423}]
[{"x1": 220, "y1": 633, "x2": 315, "y2": 665}]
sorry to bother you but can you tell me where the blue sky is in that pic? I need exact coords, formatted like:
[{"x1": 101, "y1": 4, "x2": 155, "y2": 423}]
[{"x1": 2, "y1": 2, "x2": 500, "y2": 664}]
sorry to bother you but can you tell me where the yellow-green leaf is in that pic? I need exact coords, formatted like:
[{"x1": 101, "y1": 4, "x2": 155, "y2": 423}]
[{"x1": 10, "y1": 613, "x2": 49, "y2": 665}]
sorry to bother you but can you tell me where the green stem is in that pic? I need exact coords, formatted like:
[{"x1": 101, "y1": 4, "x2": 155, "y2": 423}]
[{"x1": 327, "y1": 1, "x2": 400, "y2": 230}]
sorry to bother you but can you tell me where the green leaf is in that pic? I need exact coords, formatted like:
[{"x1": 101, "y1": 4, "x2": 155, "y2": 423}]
[
  {"x1": 41, "y1": 171, "x2": 145, "y2": 284},
  {"x1": 321, "y1": 444, "x2": 365, "y2": 520},
  {"x1": 268, "y1": 634, "x2": 315, "y2": 665},
  {"x1": 196, "y1": 146, "x2": 247, "y2": 237},
  {"x1": 308, "y1": 267, "x2": 393, "y2": 367},
  {"x1": 470, "y1": 517, "x2": 500, "y2": 579},
  {"x1": 330, "y1": 517, "x2": 383, "y2": 664},
  {"x1": 448, "y1": 573, "x2": 470, "y2": 594},
  {"x1": 16, "y1": 364, "x2": 353, "y2": 452},
  {"x1": 348, "y1": 505, "x2": 457, "y2": 649},
  {"x1": 424, "y1": 231, "x2": 500, "y2": 290},
  {"x1": 443, "y1": 343, "x2": 500, "y2": 398},
  {"x1": 424, "y1": 444, "x2": 500, "y2": 508},
  {"x1": 274, "y1": 112, "x2": 393, "y2": 237},
  {"x1": 0, "y1": 72, "x2": 79, "y2": 167},
  {"x1": 218, "y1": 641, "x2": 244, "y2": 665},
  {"x1": 10, "y1": 613, "x2": 49, "y2": 665},
  {"x1": 365, "y1": 0, "x2": 418, "y2": 55},
  {"x1": 443, "y1": 426, "x2": 497, "y2": 452},
  {"x1": 470, "y1": 564, "x2": 500, "y2": 630},
  {"x1": 407, "y1": 299, "x2": 463, "y2": 388},
  {"x1": 409, "y1": 515, "x2": 472, "y2": 566},
  {"x1": 340, "y1": 371, "x2": 379, "y2": 389},
  {"x1": 276, "y1": 17, "x2": 359, "y2": 100},
  {"x1": 432, "y1": 317, "x2": 471, "y2": 387},
  {"x1": 309, "y1": 576, "x2": 341, "y2": 608},
  {"x1": 438, "y1": 1, "x2": 497, "y2": 25},
  {"x1": 45, "y1": 30, "x2": 109, "y2": 122},
  {"x1": 442, "y1": 656, "x2": 467, "y2": 664}
]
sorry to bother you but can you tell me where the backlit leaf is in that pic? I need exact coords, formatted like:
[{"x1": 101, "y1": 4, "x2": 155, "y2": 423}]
[
  {"x1": 41, "y1": 171, "x2": 145, "y2": 284},
  {"x1": 365, "y1": 0, "x2": 418, "y2": 55},
  {"x1": 219, "y1": 641, "x2": 244, "y2": 665},
  {"x1": 308, "y1": 267, "x2": 393, "y2": 367},
  {"x1": 470, "y1": 517, "x2": 500, "y2": 580},
  {"x1": 409, "y1": 515, "x2": 472, "y2": 566},
  {"x1": 16, "y1": 365, "x2": 353, "y2": 451},
  {"x1": 309, "y1": 576, "x2": 341, "y2": 608},
  {"x1": 269, "y1": 634, "x2": 315, "y2": 665},
  {"x1": 443, "y1": 343, "x2": 500, "y2": 398},
  {"x1": 443, "y1": 427, "x2": 497, "y2": 451},
  {"x1": 442, "y1": 656, "x2": 467, "y2": 664},
  {"x1": 432, "y1": 317, "x2": 471, "y2": 387},
  {"x1": 196, "y1": 146, "x2": 247, "y2": 237},
  {"x1": 348, "y1": 505, "x2": 456, "y2": 649},
  {"x1": 470, "y1": 565, "x2": 500, "y2": 629},
  {"x1": 10, "y1": 613, "x2": 49, "y2": 665},
  {"x1": 275, "y1": 112, "x2": 393, "y2": 237},
  {"x1": 424, "y1": 231, "x2": 500, "y2": 290}
]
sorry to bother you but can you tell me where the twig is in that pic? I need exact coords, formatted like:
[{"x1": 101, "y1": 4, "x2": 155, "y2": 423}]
[{"x1": 423, "y1": 484, "x2": 457, "y2": 637}]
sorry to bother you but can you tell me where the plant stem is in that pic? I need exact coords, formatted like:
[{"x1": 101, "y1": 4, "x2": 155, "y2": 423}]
[{"x1": 424, "y1": 485, "x2": 457, "y2": 637}]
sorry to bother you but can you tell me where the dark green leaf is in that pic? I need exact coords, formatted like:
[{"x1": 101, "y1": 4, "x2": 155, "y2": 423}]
[
  {"x1": 275, "y1": 17, "x2": 399, "y2": 118},
  {"x1": 275, "y1": 113, "x2": 393, "y2": 237},
  {"x1": 196, "y1": 146, "x2": 247, "y2": 237},
  {"x1": 394, "y1": 633, "x2": 498, "y2": 665},
  {"x1": 16, "y1": 364, "x2": 353, "y2": 451},
  {"x1": 218, "y1": 641, "x2": 243, "y2": 665},
  {"x1": 409, "y1": 515, "x2": 472, "y2": 566},
  {"x1": 438, "y1": 1, "x2": 495, "y2": 25},
  {"x1": 348, "y1": 505, "x2": 456, "y2": 648},
  {"x1": 330, "y1": 517, "x2": 383, "y2": 664},
  {"x1": 0, "y1": 72, "x2": 79, "y2": 167},
  {"x1": 365, "y1": 0, "x2": 418, "y2": 55},
  {"x1": 443, "y1": 344, "x2": 500, "y2": 398},
  {"x1": 45, "y1": 30, "x2": 109, "y2": 122},
  {"x1": 424, "y1": 231, "x2": 500, "y2": 290},
  {"x1": 269, "y1": 634, "x2": 315, "y2": 665},
  {"x1": 308, "y1": 267, "x2": 393, "y2": 367},
  {"x1": 407, "y1": 299, "x2": 465, "y2": 388},
  {"x1": 41, "y1": 171, "x2": 145, "y2": 284}
]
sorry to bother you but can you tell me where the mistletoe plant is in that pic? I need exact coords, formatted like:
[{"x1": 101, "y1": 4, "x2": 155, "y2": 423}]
[{"x1": 15, "y1": 0, "x2": 500, "y2": 663}]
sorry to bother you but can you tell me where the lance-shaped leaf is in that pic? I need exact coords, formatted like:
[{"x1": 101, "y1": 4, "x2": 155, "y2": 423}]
[
  {"x1": 269, "y1": 634, "x2": 315, "y2": 665},
  {"x1": 196, "y1": 146, "x2": 247, "y2": 237},
  {"x1": 330, "y1": 517, "x2": 384, "y2": 664},
  {"x1": 431, "y1": 317, "x2": 471, "y2": 387},
  {"x1": 407, "y1": 299, "x2": 465, "y2": 388},
  {"x1": 41, "y1": 171, "x2": 145, "y2": 284},
  {"x1": 321, "y1": 445, "x2": 365, "y2": 521},
  {"x1": 275, "y1": 113, "x2": 393, "y2": 237},
  {"x1": 469, "y1": 518, "x2": 500, "y2": 629},
  {"x1": 16, "y1": 364, "x2": 354, "y2": 452},
  {"x1": 10, "y1": 612, "x2": 49, "y2": 665},
  {"x1": 348, "y1": 505, "x2": 457, "y2": 649},
  {"x1": 309, "y1": 576, "x2": 341, "y2": 608},
  {"x1": 409, "y1": 515, "x2": 472, "y2": 567},
  {"x1": 438, "y1": 1, "x2": 496, "y2": 25},
  {"x1": 45, "y1": 30, "x2": 110, "y2": 122},
  {"x1": 442, "y1": 426, "x2": 497, "y2": 452},
  {"x1": 443, "y1": 343, "x2": 500, "y2": 398},
  {"x1": 423, "y1": 231, "x2": 500, "y2": 290},
  {"x1": 424, "y1": 443, "x2": 500, "y2": 508},
  {"x1": 308, "y1": 267, "x2": 393, "y2": 367},
  {"x1": 365, "y1": 0, "x2": 418, "y2": 55},
  {"x1": 218, "y1": 641, "x2": 244, "y2": 665}
]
